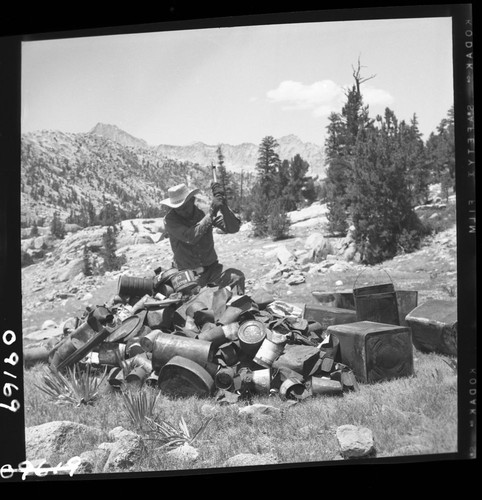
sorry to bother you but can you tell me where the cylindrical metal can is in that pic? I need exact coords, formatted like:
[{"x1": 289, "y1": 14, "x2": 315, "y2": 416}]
[
  {"x1": 118, "y1": 275, "x2": 155, "y2": 298},
  {"x1": 97, "y1": 342, "x2": 126, "y2": 366},
  {"x1": 151, "y1": 332, "x2": 215, "y2": 372},
  {"x1": 49, "y1": 336, "x2": 83, "y2": 369},
  {"x1": 253, "y1": 334, "x2": 286, "y2": 368},
  {"x1": 214, "y1": 366, "x2": 236, "y2": 390},
  {"x1": 279, "y1": 377, "x2": 307, "y2": 400},
  {"x1": 309, "y1": 377, "x2": 343, "y2": 396},
  {"x1": 171, "y1": 270, "x2": 198, "y2": 293},
  {"x1": 140, "y1": 329, "x2": 163, "y2": 353},
  {"x1": 237, "y1": 320, "x2": 267, "y2": 356},
  {"x1": 251, "y1": 368, "x2": 271, "y2": 395}
]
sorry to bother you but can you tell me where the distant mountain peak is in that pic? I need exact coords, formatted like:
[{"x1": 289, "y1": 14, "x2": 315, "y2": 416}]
[{"x1": 89, "y1": 123, "x2": 149, "y2": 149}]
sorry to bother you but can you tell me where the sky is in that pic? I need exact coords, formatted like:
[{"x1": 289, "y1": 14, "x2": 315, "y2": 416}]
[{"x1": 21, "y1": 13, "x2": 454, "y2": 147}]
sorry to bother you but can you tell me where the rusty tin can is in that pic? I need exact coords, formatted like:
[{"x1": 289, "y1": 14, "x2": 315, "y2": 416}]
[
  {"x1": 151, "y1": 332, "x2": 215, "y2": 372},
  {"x1": 171, "y1": 270, "x2": 198, "y2": 293},
  {"x1": 237, "y1": 320, "x2": 267, "y2": 356},
  {"x1": 253, "y1": 332, "x2": 286, "y2": 368}
]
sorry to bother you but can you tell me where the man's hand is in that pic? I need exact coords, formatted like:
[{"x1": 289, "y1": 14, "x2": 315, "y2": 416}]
[
  {"x1": 211, "y1": 181, "x2": 225, "y2": 200},
  {"x1": 210, "y1": 196, "x2": 223, "y2": 217}
]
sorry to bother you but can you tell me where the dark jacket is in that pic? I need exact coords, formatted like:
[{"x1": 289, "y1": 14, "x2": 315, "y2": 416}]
[{"x1": 164, "y1": 203, "x2": 241, "y2": 270}]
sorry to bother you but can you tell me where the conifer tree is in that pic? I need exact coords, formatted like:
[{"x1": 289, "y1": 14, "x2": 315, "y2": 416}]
[
  {"x1": 425, "y1": 106, "x2": 456, "y2": 200},
  {"x1": 324, "y1": 63, "x2": 374, "y2": 235},
  {"x1": 82, "y1": 245, "x2": 94, "y2": 276},
  {"x1": 348, "y1": 108, "x2": 427, "y2": 264},
  {"x1": 50, "y1": 211, "x2": 65, "y2": 239},
  {"x1": 252, "y1": 136, "x2": 283, "y2": 236},
  {"x1": 101, "y1": 225, "x2": 124, "y2": 272}
]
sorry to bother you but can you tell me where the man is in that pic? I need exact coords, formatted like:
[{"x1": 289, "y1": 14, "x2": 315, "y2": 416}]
[{"x1": 160, "y1": 181, "x2": 245, "y2": 294}]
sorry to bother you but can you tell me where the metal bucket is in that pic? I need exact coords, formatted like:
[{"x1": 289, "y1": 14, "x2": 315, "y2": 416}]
[
  {"x1": 253, "y1": 333, "x2": 286, "y2": 368},
  {"x1": 171, "y1": 270, "x2": 198, "y2": 293},
  {"x1": 118, "y1": 275, "x2": 155, "y2": 298},
  {"x1": 354, "y1": 283, "x2": 400, "y2": 325},
  {"x1": 151, "y1": 332, "x2": 215, "y2": 372},
  {"x1": 353, "y1": 270, "x2": 400, "y2": 326},
  {"x1": 237, "y1": 320, "x2": 267, "y2": 356}
]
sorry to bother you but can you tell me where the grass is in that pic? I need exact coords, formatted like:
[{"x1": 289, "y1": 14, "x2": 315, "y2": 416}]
[{"x1": 22, "y1": 348, "x2": 458, "y2": 474}]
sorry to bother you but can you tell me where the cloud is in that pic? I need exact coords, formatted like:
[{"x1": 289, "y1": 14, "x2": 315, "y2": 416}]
[
  {"x1": 267, "y1": 79, "x2": 394, "y2": 116},
  {"x1": 362, "y1": 86, "x2": 394, "y2": 107}
]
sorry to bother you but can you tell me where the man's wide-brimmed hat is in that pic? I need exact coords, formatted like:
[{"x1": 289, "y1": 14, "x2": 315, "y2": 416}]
[{"x1": 160, "y1": 184, "x2": 200, "y2": 208}]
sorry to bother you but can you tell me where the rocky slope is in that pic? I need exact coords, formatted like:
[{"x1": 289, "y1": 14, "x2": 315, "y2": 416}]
[{"x1": 20, "y1": 125, "x2": 325, "y2": 227}]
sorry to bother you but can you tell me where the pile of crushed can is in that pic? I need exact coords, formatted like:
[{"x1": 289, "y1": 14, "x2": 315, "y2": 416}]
[
  {"x1": 28, "y1": 267, "x2": 360, "y2": 403},
  {"x1": 26, "y1": 265, "x2": 456, "y2": 402}
]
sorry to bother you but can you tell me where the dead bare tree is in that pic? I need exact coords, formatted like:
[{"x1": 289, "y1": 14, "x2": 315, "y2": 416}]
[{"x1": 351, "y1": 56, "x2": 376, "y2": 95}]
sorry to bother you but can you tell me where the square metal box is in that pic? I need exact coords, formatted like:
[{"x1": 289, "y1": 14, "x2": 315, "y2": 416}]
[{"x1": 326, "y1": 321, "x2": 414, "y2": 383}]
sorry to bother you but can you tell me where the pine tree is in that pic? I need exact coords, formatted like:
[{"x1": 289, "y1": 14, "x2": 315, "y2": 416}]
[
  {"x1": 255, "y1": 136, "x2": 281, "y2": 200},
  {"x1": 425, "y1": 106, "x2": 455, "y2": 200},
  {"x1": 50, "y1": 211, "x2": 65, "y2": 239},
  {"x1": 348, "y1": 108, "x2": 427, "y2": 264},
  {"x1": 250, "y1": 182, "x2": 270, "y2": 237},
  {"x1": 252, "y1": 136, "x2": 282, "y2": 236},
  {"x1": 101, "y1": 225, "x2": 125, "y2": 272},
  {"x1": 267, "y1": 198, "x2": 291, "y2": 240},
  {"x1": 324, "y1": 62, "x2": 375, "y2": 234},
  {"x1": 82, "y1": 245, "x2": 94, "y2": 276}
]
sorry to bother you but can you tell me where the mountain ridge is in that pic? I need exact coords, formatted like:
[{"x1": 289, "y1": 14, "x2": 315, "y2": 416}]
[{"x1": 87, "y1": 123, "x2": 326, "y2": 176}]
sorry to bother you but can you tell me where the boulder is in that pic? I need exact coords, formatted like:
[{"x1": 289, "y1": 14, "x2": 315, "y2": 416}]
[
  {"x1": 76, "y1": 448, "x2": 110, "y2": 474},
  {"x1": 56, "y1": 258, "x2": 84, "y2": 282},
  {"x1": 166, "y1": 443, "x2": 199, "y2": 463},
  {"x1": 102, "y1": 427, "x2": 145, "y2": 473},
  {"x1": 336, "y1": 424, "x2": 376, "y2": 459},
  {"x1": 304, "y1": 232, "x2": 331, "y2": 262},
  {"x1": 26, "y1": 421, "x2": 104, "y2": 464},
  {"x1": 276, "y1": 245, "x2": 296, "y2": 265}
]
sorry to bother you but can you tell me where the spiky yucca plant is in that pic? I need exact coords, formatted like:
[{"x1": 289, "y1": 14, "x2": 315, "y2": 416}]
[
  {"x1": 121, "y1": 388, "x2": 161, "y2": 431},
  {"x1": 35, "y1": 364, "x2": 108, "y2": 406},
  {"x1": 145, "y1": 415, "x2": 212, "y2": 450}
]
